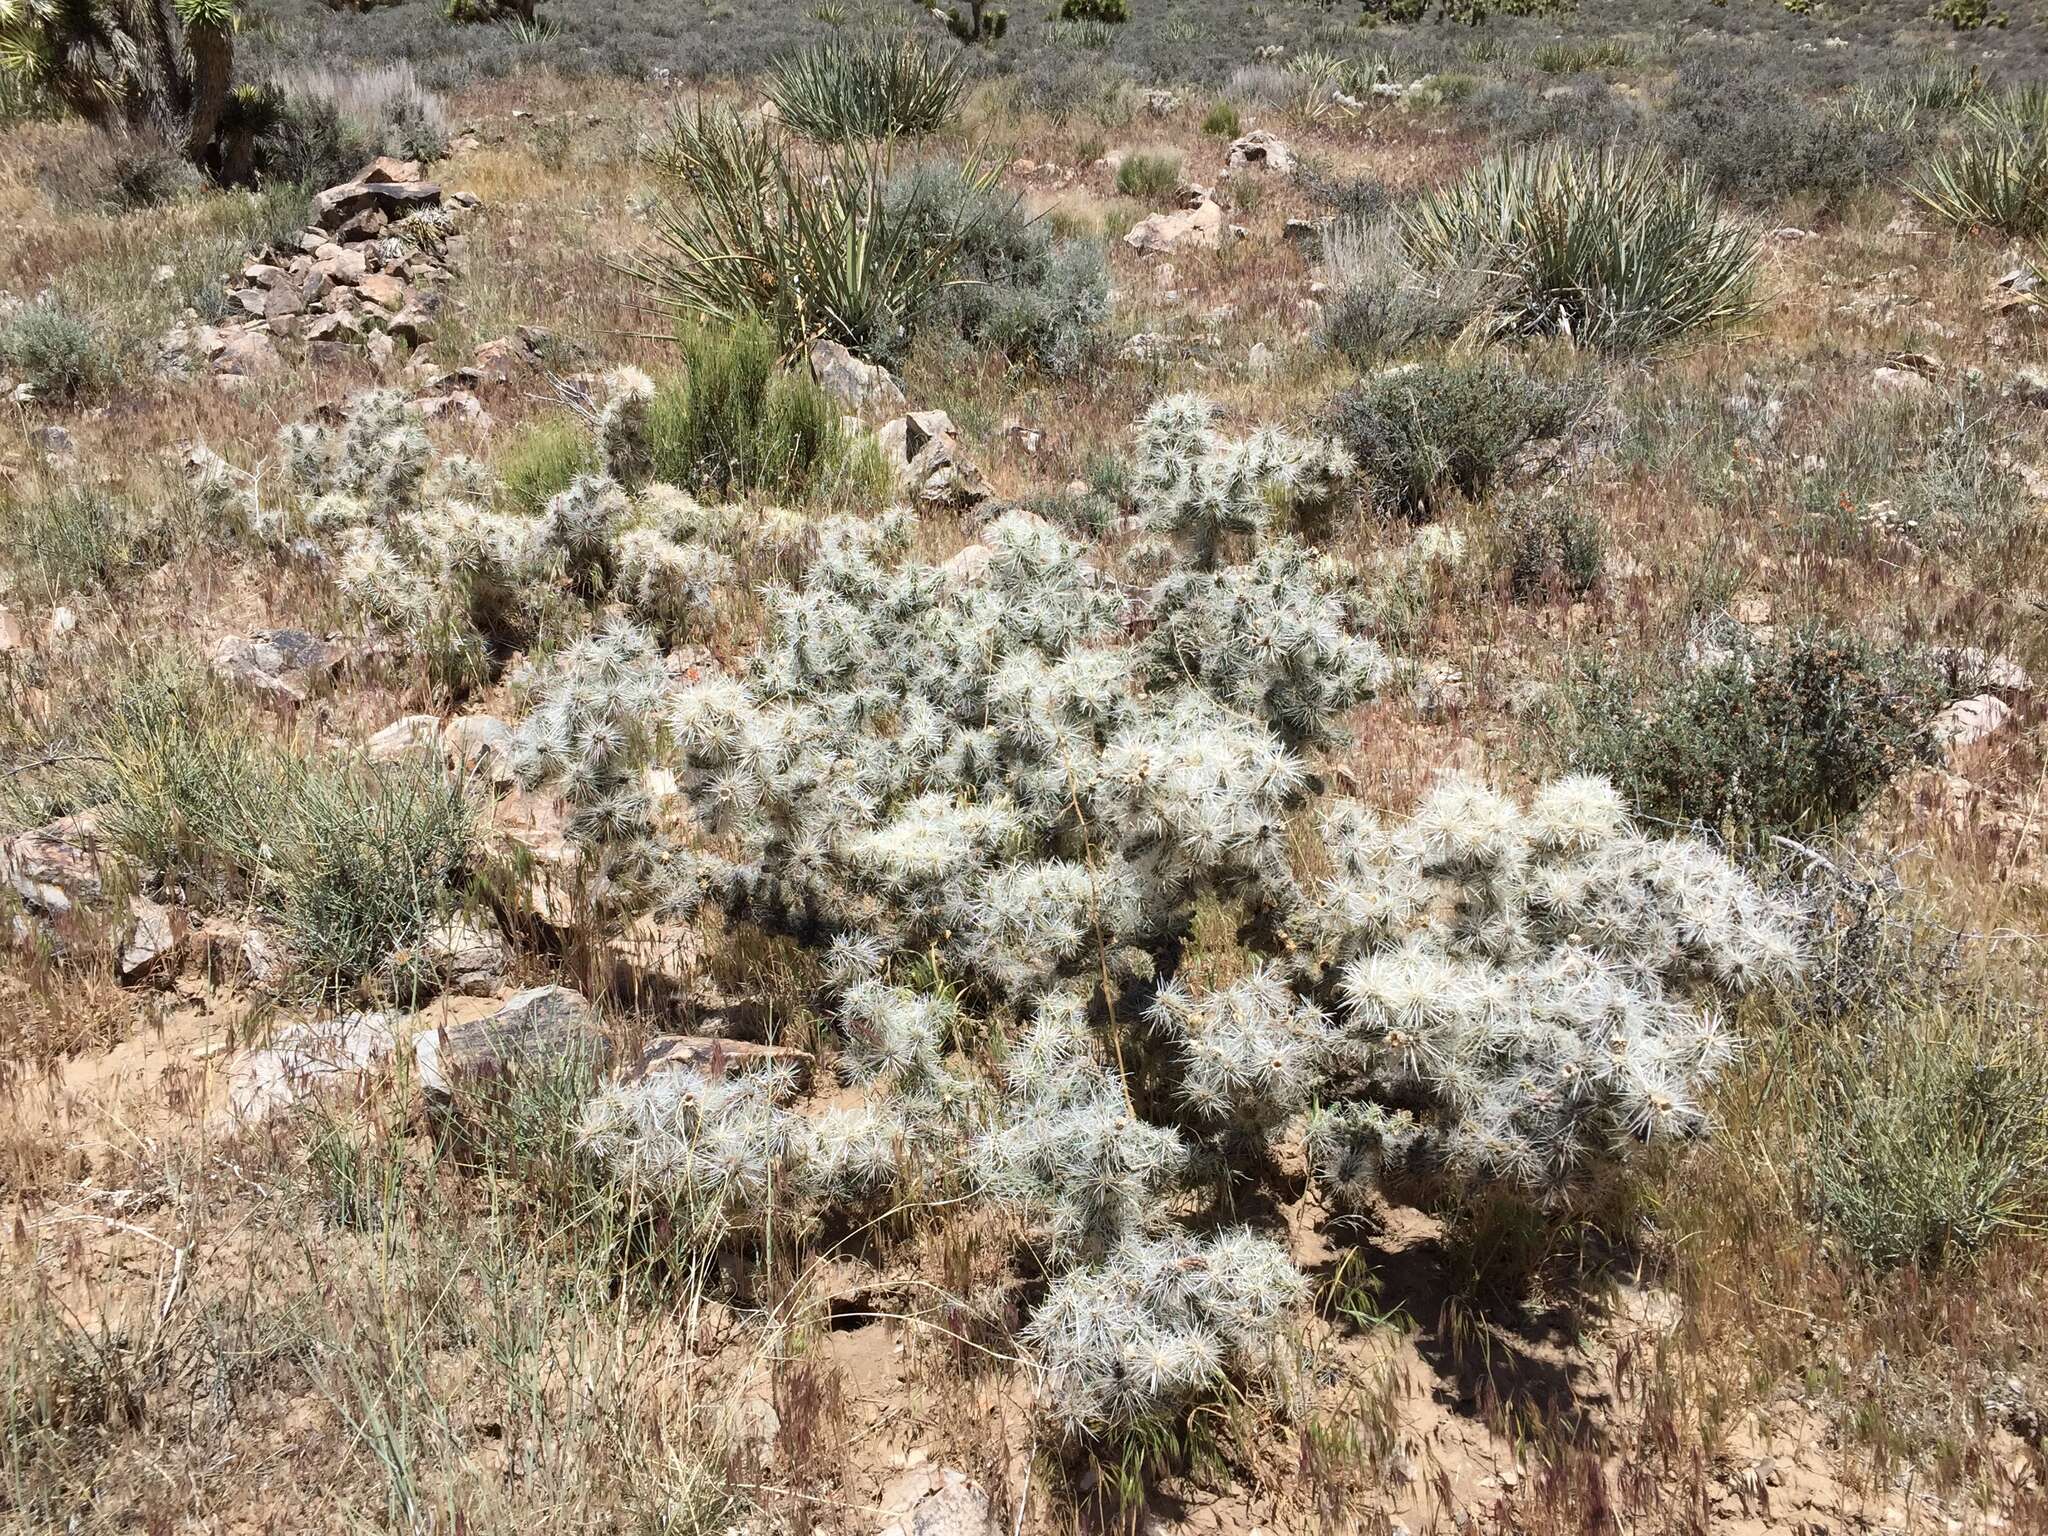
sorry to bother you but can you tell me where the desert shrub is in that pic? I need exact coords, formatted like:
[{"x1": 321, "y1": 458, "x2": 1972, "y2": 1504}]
[
  {"x1": 1319, "y1": 358, "x2": 1593, "y2": 518},
  {"x1": 1116, "y1": 150, "x2": 1180, "y2": 198},
  {"x1": 1060, "y1": 0, "x2": 1128, "y2": 18},
  {"x1": 888, "y1": 162, "x2": 1111, "y2": 375},
  {"x1": 72, "y1": 665, "x2": 473, "y2": 996},
  {"x1": 497, "y1": 415, "x2": 597, "y2": 514},
  {"x1": 40, "y1": 131, "x2": 202, "y2": 210},
  {"x1": 1927, "y1": 0, "x2": 2003, "y2": 28},
  {"x1": 1403, "y1": 143, "x2": 1763, "y2": 353},
  {"x1": 1560, "y1": 625, "x2": 1945, "y2": 850},
  {"x1": 0, "y1": 304, "x2": 115, "y2": 404},
  {"x1": 764, "y1": 37, "x2": 964, "y2": 142},
  {"x1": 1201, "y1": 101, "x2": 1239, "y2": 137},
  {"x1": 1317, "y1": 216, "x2": 1496, "y2": 366},
  {"x1": 1912, "y1": 90, "x2": 2048, "y2": 237},
  {"x1": 647, "y1": 319, "x2": 844, "y2": 500},
  {"x1": 1656, "y1": 53, "x2": 1913, "y2": 211},
  {"x1": 633, "y1": 110, "x2": 997, "y2": 362},
  {"x1": 245, "y1": 63, "x2": 447, "y2": 187},
  {"x1": 0, "y1": 488, "x2": 174, "y2": 599},
  {"x1": 516, "y1": 401, "x2": 1803, "y2": 1441},
  {"x1": 1474, "y1": 77, "x2": 1648, "y2": 153},
  {"x1": 1492, "y1": 495, "x2": 1603, "y2": 600}
]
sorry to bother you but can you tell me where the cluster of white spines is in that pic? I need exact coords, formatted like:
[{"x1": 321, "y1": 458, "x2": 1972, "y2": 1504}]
[
  {"x1": 1149, "y1": 965, "x2": 1331, "y2": 1133},
  {"x1": 1023, "y1": 1227, "x2": 1304, "y2": 1435},
  {"x1": 1133, "y1": 393, "x2": 1354, "y2": 568}
]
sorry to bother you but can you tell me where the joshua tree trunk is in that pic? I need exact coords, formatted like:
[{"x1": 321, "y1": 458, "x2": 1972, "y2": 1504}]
[{"x1": 181, "y1": 12, "x2": 232, "y2": 164}]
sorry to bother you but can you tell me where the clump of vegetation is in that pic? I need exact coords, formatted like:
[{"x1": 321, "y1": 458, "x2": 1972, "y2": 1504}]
[
  {"x1": 1319, "y1": 357, "x2": 1593, "y2": 518},
  {"x1": 1200, "y1": 101, "x2": 1238, "y2": 137},
  {"x1": 646, "y1": 318, "x2": 854, "y2": 499},
  {"x1": 764, "y1": 38, "x2": 964, "y2": 143},
  {"x1": 1912, "y1": 89, "x2": 2048, "y2": 237},
  {"x1": 0, "y1": 303, "x2": 115, "y2": 403},
  {"x1": 633, "y1": 110, "x2": 997, "y2": 362},
  {"x1": 497, "y1": 415, "x2": 597, "y2": 514},
  {"x1": 252, "y1": 61, "x2": 450, "y2": 187},
  {"x1": 889, "y1": 163, "x2": 1111, "y2": 375},
  {"x1": 0, "y1": 487, "x2": 176, "y2": 599},
  {"x1": 67, "y1": 664, "x2": 474, "y2": 997},
  {"x1": 1403, "y1": 143, "x2": 1763, "y2": 353},
  {"x1": 1116, "y1": 150, "x2": 1181, "y2": 199},
  {"x1": 1560, "y1": 625, "x2": 1945, "y2": 850},
  {"x1": 513, "y1": 397, "x2": 1803, "y2": 1444},
  {"x1": 1059, "y1": 0, "x2": 1128, "y2": 19},
  {"x1": 1656, "y1": 52, "x2": 1913, "y2": 211},
  {"x1": 1317, "y1": 217, "x2": 1499, "y2": 366},
  {"x1": 1492, "y1": 494, "x2": 1603, "y2": 600}
]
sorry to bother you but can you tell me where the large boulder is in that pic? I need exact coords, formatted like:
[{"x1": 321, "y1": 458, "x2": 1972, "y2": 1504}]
[
  {"x1": 1124, "y1": 199, "x2": 1226, "y2": 255},
  {"x1": 810, "y1": 338, "x2": 906, "y2": 414},
  {"x1": 209, "y1": 628, "x2": 346, "y2": 703},
  {"x1": 1225, "y1": 129, "x2": 1296, "y2": 173},
  {"x1": 411, "y1": 984, "x2": 611, "y2": 1098}
]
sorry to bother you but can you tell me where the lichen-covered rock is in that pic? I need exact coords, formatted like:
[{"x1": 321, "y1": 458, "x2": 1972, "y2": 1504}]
[{"x1": 411, "y1": 984, "x2": 610, "y2": 1097}]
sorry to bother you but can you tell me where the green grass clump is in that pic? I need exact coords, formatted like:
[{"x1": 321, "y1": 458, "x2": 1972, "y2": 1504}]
[
  {"x1": 498, "y1": 416, "x2": 597, "y2": 514},
  {"x1": 765, "y1": 37, "x2": 965, "y2": 142},
  {"x1": 0, "y1": 305, "x2": 115, "y2": 403},
  {"x1": 1200, "y1": 101, "x2": 1239, "y2": 137},
  {"x1": 0, "y1": 488, "x2": 173, "y2": 601},
  {"x1": 648, "y1": 318, "x2": 845, "y2": 501},
  {"x1": 1403, "y1": 142, "x2": 1762, "y2": 354},
  {"x1": 1116, "y1": 150, "x2": 1181, "y2": 199}
]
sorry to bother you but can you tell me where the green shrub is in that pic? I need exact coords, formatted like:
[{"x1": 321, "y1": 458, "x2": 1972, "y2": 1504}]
[
  {"x1": 252, "y1": 63, "x2": 449, "y2": 187},
  {"x1": 888, "y1": 162, "x2": 1110, "y2": 375},
  {"x1": 1559, "y1": 625, "x2": 1945, "y2": 850},
  {"x1": 1656, "y1": 54, "x2": 1914, "y2": 211},
  {"x1": 1403, "y1": 142, "x2": 1762, "y2": 354},
  {"x1": 1318, "y1": 358, "x2": 1593, "y2": 518},
  {"x1": 633, "y1": 110, "x2": 997, "y2": 362},
  {"x1": 1911, "y1": 92, "x2": 2048, "y2": 237},
  {"x1": 764, "y1": 38, "x2": 965, "y2": 142},
  {"x1": 1928, "y1": 0, "x2": 2004, "y2": 28},
  {"x1": 1116, "y1": 150, "x2": 1181, "y2": 199},
  {"x1": 0, "y1": 305, "x2": 115, "y2": 404},
  {"x1": 648, "y1": 318, "x2": 844, "y2": 500},
  {"x1": 1493, "y1": 496, "x2": 1603, "y2": 601},
  {"x1": 1201, "y1": 101, "x2": 1240, "y2": 138},
  {"x1": 497, "y1": 416, "x2": 597, "y2": 514},
  {"x1": 1060, "y1": 0, "x2": 1129, "y2": 20},
  {"x1": 1317, "y1": 217, "x2": 1497, "y2": 366}
]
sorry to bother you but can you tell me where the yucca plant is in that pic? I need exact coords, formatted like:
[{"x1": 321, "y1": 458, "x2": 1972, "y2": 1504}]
[
  {"x1": 628, "y1": 109, "x2": 997, "y2": 362},
  {"x1": 765, "y1": 36, "x2": 964, "y2": 142},
  {"x1": 1402, "y1": 142, "x2": 1762, "y2": 353},
  {"x1": 1911, "y1": 89, "x2": 2048, "y2": 237}
]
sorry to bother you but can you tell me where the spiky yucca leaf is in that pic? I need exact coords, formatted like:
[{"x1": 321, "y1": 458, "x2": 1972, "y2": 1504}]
[
  {"x1": 1911, "y1": 94, "x2": 2048, "y2": 238},
  {"x1": 765, "y1": 36, "x2": 965, "y2": 142},
  {"x1": 1402, "y1": 142, "x2": 1762, "y2": 354}
]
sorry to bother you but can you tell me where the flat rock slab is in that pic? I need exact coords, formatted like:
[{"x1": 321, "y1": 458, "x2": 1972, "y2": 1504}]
[
  {"x1": 626, "y1": 1034, "x2": 813, "y2": 1089},
  {"x1": 3, "y1": 810, "x2": 111, "y2": 916},
  {"x1": 209, "y1": 628, "x2": 346, "y2": 703},
  {"x1": 412, "y1": 983, "x2": 610, "y2": 1097},
  {"x1": 226, "y1": 1012, "x2": 406, "y2": 1123}
]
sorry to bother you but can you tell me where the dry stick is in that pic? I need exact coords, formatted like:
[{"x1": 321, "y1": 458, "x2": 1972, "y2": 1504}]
[{"x1": 1056, "y1": 742, "x2": 1133, "y2": 1115}]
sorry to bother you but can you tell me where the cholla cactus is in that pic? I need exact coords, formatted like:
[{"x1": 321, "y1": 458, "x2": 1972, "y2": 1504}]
[
  {"x1": 1149, "y1": 965, "x2": 1332, "y2": 1135},
  {"x1": 1133, "y1": 394, "x2": 1354, "y2": 569},
  {"x1": 1145, "y1": 541, "x2": 1391, "y2": 747},
  {"x1": 1023, "y1": 1227, "x2": 1303, "y2": 1435},
  {"x1": 193, "y1": 388, "x2": 766, "y2": 687}
]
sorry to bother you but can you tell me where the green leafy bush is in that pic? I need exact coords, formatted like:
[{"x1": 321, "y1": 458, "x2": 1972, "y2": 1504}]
[
  {"x1": 764, "y1": 38, "x2": 965, "y2": 142},
  {"x1": 1060, "y1": 0, "x2": 1129, "y2": 19},
  {"x1": 497, "y1": 416, "x2": 597, "y2": 514},
  {"x1": 0, "y1": 304, "x2": 115, "y2": 404},
  {"x1": 1116, "y1": 150, "x2": 1180, "y2": 199},
  {"x1": 888, "y1": 163, "x2": 1110, "y2": 375},
  {"x1": 632, "y1": 110, "x2": 997, "y2": 361},
  {"x1": 1201, "y1": 101, "x2": 1239, "y2": 137},
  {"x1": 1656, "y1": 53, "x2": 1913, "y2": 211},
  {"x1": 1560, "y1": 625, "x2": 1945, "y2": 850},
  {"x1": 1319, "y1": 358, "x2": 1592, "y2": 518},
  {"x1": 1403, "y1": 142, "x2": 1762, "y2": 353}
]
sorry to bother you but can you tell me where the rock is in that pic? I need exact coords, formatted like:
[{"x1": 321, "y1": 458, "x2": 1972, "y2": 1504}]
[
  {"x1": 1003, "y1": 420, "x2": 1045, "y2": 455},
  {"x1": 1124, "y1": 199, "x2": 1225, "y2": 255},
  {"x1": 2007, "y1": 367, "x2": 2048, "y2": 408},
  {"x1": 412, "y1": 984, "x2": 610, "y2": 1098},
  {"x1": 2, "y1": 811, "x2": 110, "y2": 916},
  {"x1": 625, "y1": 1034, "x2": 814, "y2": 1088},
  {"x1": 213, "y1": 329, "x2": 282, "y2": 378},
  {"x1": 876, "y1": 410, "x2": 992, "y2": 507},
  {"x1": 420, "y1": 912, "x2": 509, "y2": 996},
  {"x1": 356, "y1": 272, "x2": 407, "y2": 312},
  {"x1": 0, "y1": 607, "x2": 21, "y2": 652},
  {"x1": 1938, "y1": 646, "x2": 2032, "y2": 697},
  {"x1": 368, "y1": 714, "x2": 443, "y2": 762},
  {"x1": 387, "y1": 305, "x2": 437, "y2": 345},
  {"x1": 118, "y1": 897, "x2": 184, "y2": 982},
  {"x1": 209, "y1": 628, "x2": 346, "y2": 704},
  {"x1": 357, "y1": 155, "x2": 426, "y2": 185},
  {"x1": 196, "y1": 917, "x2": 287, "y2": 991},
  {"x1": 225, "y1": 1012, "x2": 405, "y2": 1123},
  {"x1": 473, "y1": 334, "x2": 541, "y2": 388},
  {"x1": 1933, "y1": 694, "x2": 2011, "y2": 755},
  {"x1": 1247, "y1": 341, "x2": 1275, "y2": 376},
  {"x1": 877, "y1": 1467, "x2": 1001, "y2": 1536},
  {"x1": 1225, "y1": 130, "x2": 1296, "y2": 173},
  {"x1": 1282, "y1": 217, "x2": 1320, "y2": 247},
  {"x1": 939, "y1": 543, "x2": 994, "y2": 585},
  {"x1": 443, "y1": 715, "x2": 519, "y2": 784},
  {"x1": 1872, "y1": 366, "x2": 1931, "y2": 396},
  {"x1": 313, "y1": 177, "x2": 442, "y2": 233},
  {"x1": 809, "y1": 338, "x2": 906, "y2": 414}
]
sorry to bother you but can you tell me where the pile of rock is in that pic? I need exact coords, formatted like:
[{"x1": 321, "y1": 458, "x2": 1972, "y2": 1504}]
[{"x1": 161, "y1": 157, "x2": 479, "y2": 386}]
